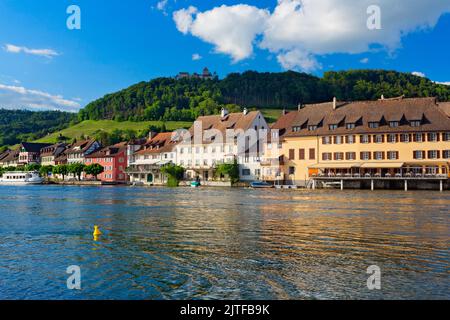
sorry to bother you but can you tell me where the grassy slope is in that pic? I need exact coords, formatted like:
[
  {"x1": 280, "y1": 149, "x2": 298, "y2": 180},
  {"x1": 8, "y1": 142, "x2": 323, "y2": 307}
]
[
  {"x1": 34, "y1": 109, "x2": 281, "y2": 144},
  {"x1": 34, "y1": 120, "x2": 192, "y2": 143}
]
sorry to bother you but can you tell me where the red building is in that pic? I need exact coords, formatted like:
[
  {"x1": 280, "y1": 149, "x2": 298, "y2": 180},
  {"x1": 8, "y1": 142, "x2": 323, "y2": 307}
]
[{"x1": 84, "y1": 142, "x2": 128, "y2": 183}]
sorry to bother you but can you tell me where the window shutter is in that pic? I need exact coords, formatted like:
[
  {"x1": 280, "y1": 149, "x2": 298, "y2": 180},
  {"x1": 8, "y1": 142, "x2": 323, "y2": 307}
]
[
  {"x1": 360, "y1": 135, "x2": 363, "y2": 143},
  {"x1": 368, "y1": 135, "x2": 372, "y2": 143},
  {"x1": 395, "y1": 134, "x2": 399, "y2": 143},
  {"x1": 333, "y1": 136, "x2": 337, "y2": 144},
  {"x1": 413, "y1": 134, "x2": 417, "y2": 142},
  {"x1": 322, "y1": 137, "x2": 326, "y2": 144},
  {"x1": 299, "y1": 149, "x2": 305, "y2": 160},
  {"x1": 382, "y1": 152, "x2": 385, "y2": 160},
  {"x1": 345, "y1": 136, "x2": 349, "y2": 143},
  {"x1": 437, "y1": 133, "x2": 440, "y2": 142},
  {"x1": 381, "y1": 135, "x2": 385, "y2": 143},
  {"x1": 360, "y1": 152, "x2": 364, "y2": 160},
  {"x1": 368, "y1": 152, "x2": 372, "y2": 160},
  {"x1": 437, "y1": 150, "x2": 441, "y2": 158},
  {"x1": 396, "y1": 151, "x2": 399, "y2": 160},
  {"x1": 422, "y1": 133, "x2": 426, "y2": 142},
  {"x1": 413, "y1": 151, "x2": 417, "y2": 159}
]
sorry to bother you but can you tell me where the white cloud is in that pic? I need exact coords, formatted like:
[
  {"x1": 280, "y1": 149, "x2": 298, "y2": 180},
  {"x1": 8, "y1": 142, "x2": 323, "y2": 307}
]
[
  {"x1": 173, "y1": 0, "x2": 450, "y2": 71},
  {"x1": 435, "y1": 81, "x2": 450, "y2": 86},
  {"x1": 360, "y1": 58, "x2": 369, "y2": 64},
  {"x1": 277, "y1": 49, "x2": 321, "y2": 72},
  {"x1": 0, "y1": 84, "x2": 80, "y2": 112},
  {"x1": 173, "y1": 4, "x2": 270, "y2": 62},
  {"x1": 412, "y1": 71, "x2": 426, "y2": 78},
  {"x1": 156, "y1": 0, "x2": 169, "y2": 15},
  {"x1": 192, "y1": 53, "x2": 202, "y2": 61},
  {"x1": 4, "y1": 44, "x2": 59, "y2": 58}
]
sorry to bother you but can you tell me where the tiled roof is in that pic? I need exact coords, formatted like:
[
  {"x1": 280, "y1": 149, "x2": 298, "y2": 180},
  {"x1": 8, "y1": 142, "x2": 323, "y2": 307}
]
[
  {"x1": 271, "y1": 97, "x2": 450, "y2": 138},
  {"x1": 0, "y1": 150, "x2": 12, "y2": 161},
  {"x1": 66, "y1": 139, "x2": 98, "y2": 154},
  {"x1": 135, "y1": 132, "x2": 179, "y2": 155},
  {"x1": 20, "y1": 142, "x2": 52, "y2": 153},
  {"x1": 40, "y1": 143, "x2": 67, "y2": 157},
  {"x1": 86, "y1": 142, "x2": 127, "y2": 158},
  {"x1": 438, "y1": 102, "x2": 450, "y2": 117},
  {"x1": 1, "y1": 149, "x2": 19, "y2": 162}
]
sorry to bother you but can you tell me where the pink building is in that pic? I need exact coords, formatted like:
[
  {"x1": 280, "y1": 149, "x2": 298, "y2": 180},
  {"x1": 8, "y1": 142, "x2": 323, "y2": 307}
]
[{"x1": 84, "y1": 142, "x2": 128, "y2": 183}]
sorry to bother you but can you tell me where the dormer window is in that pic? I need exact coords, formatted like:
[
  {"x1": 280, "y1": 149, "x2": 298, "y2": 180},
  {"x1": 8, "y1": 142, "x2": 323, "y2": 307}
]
[
  {"x1": 346, "y1": 123, "x2": 355, "y2": 130},
  {"x1": 292, "y1": 126, "x2": 301, "y2": 132},
  {"x1": 369, "y1": 122, "x2": 379, "y2": 128},
  {"x1": 308, "y1": 125, "x2": 318, "y2": 131},
  {"x1": 329, "y1": 124, "x2": 338, "y2": 130},
  {"x1": 389, "y1": 121, "x2": 399, "y2": 128},
  {"x1": 410, "y1": 120, "x2": 421, "y2": 127}
]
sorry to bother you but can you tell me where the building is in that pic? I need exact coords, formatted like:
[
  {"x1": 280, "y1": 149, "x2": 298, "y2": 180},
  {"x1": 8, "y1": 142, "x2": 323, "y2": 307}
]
[
  {"x1": 84, "y1": 142, "x2": 128, "y2": 183},
  {"x1": 18, "y1": 142, "x2": 52, "y2": 166},
  {"x1": 66, "y1": 139, "x2": 101, "y2": 164},
  {"x1": 40, "y1": 143, "x2": 68, "y2": 166},
  {"x1": 127, "y1": 132, "x2": 179, "y2": 185},
  {"x1": 175, "y1": 67, "x2": 215, "y2": 80},
  {"x1": 175, "y1": 108, "x2": 269, "y2": 182},
  {"x1": 270, "y1": 96, "x2": 450, "y2": 187},
  {"x1": 0, "y1": 149, "x2": 19, "y2": 168}
]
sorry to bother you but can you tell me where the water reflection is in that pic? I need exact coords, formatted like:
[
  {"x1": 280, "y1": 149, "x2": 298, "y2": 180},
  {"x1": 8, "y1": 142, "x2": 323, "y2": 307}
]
[{"x1": 0, "y1": 185, "x2": 448, "y2": 299}]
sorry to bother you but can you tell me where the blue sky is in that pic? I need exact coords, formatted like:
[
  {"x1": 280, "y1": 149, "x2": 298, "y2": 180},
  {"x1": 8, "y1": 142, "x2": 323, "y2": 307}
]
[{"x1": 0, "y1": 0, "x2": 449, "y2": 112}]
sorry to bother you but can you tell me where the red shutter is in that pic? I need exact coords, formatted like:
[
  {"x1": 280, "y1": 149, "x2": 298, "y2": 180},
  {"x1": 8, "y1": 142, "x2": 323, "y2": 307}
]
[
  {"x1": 345, "y1": 136, "x2": 349, "y2": 144},
  {"x1": 333, "y1": 136, "x2": 337, "y2": 144},
  {"x1": 381, "y1": 135, "x2": 385, "y2": 143},
  {"x1": 413, "y1": 134, "x2": 417, "y2": 142},
  {"x1": 437, "y1": 133, "x2": 441, "y2": 142},
  {"x1": 368, "y1": 152, "x2": 372, "y2": 160},
  {"x1": 413, "y1": 151, "x2": 417, "y2": 159},
  {"x1": 437, "y1": 150, "x2": 441, "y2": 158},
  {"x1": 360, "y1": 152, "x2": 364, "y2": 160},
  {"x1": 368, "y1": 135, "x2": 372, "y2": 143},
  {"x1": 289, "y1": 149, "x2": 295, "y2": 160},
  {"x1": 396, "y1": 151, "x2": 399, "y2": 160},
  {"x1": 422, "y1": 133, "x2": 426, "y2": 142},
  {"x1": 382, "y1": 152, "x2": 385, "y2": 160},
  {"x1": 395, "y1": 134, "x2": 399, "y2": 143}
]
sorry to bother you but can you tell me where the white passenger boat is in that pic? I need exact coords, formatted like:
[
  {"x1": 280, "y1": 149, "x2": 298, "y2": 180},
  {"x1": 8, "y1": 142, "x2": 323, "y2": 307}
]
[{"x1": 0, "y1": 171, "x2": 44, "y2": 185}]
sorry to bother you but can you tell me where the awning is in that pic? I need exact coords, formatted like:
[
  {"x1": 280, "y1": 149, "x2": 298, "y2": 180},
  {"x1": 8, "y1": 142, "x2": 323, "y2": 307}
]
[
  {"x1": 360, "y1": 162, "x2": 404, "y2": 168},
  {"x1": 308, "y1": 162, "x2": 362, "y2": 169},
  {"x1": 156, "y1": 160, "x2": 172, "y2": 166}
]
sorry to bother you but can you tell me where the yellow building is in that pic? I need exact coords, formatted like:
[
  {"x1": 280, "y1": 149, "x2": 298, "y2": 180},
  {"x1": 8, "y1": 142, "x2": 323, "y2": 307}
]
[{"x1": 268, "y1": 97, "x2": 450, "y2": 187}]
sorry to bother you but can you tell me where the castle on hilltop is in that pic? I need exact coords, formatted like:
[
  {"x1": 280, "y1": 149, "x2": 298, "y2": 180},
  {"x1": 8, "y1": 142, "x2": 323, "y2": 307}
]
[{"x1": 176, "y1": 67, "x2": 216, "y2": 80}]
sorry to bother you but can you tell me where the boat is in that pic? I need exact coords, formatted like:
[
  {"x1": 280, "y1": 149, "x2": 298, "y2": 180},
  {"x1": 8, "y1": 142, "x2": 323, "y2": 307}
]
[
  {"x1": 250, "y1": 181, "x2": 273, "y2": 188},
  {"x1": 0, "y1": 171, "x2": 44, "y2": 185},
  {"x1": 190, "y1": 181, "x2": 200, "y2": 188}
]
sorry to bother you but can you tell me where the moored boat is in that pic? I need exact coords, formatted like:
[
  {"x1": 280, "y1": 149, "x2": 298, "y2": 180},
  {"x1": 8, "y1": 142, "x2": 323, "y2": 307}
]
[
  {"x1": 0, "y1": 171, "x2": 44, "y2": 185},
  {"x1": 190, "y1": 181, "x2": 200, "y2": 188},
  {"x1": 250, "y1": 181, "x2": 273, "y2": 188}
]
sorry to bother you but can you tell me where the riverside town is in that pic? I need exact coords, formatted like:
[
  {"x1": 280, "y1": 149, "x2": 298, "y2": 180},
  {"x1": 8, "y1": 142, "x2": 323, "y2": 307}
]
[{"x1": 1, "y1": 96, "x2": 449, "y2": 191}]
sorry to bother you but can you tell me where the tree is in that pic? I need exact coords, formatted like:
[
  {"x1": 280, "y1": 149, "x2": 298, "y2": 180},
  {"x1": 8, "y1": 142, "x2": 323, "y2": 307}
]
[
  {"x1": 39, "y1": 165, "x2": 54, "y2": 179},
  {"x1": 161, "y1": 163, "x2": 185, "y2": 187},
  {"x1": 52, "y1": 164, "x2": 69, "y2": 180},
  {"x1": 84, "y1": 163, "x2": 104, "y2": 180},
  {"x1": 214, "y1": 158, "x2": 240, "y2": 184},
  {"x1": 25, "y1": 163, "x2": 41, "y2": 172},
  {"x1": 68, "y1": 163, "x2": 86, "y2": 181}
]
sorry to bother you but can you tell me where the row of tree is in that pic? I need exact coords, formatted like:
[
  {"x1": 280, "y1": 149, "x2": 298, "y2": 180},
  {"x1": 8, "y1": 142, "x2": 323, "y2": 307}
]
[{"x1": 0, "y1": 163, "x2": 104, "y2": 181}]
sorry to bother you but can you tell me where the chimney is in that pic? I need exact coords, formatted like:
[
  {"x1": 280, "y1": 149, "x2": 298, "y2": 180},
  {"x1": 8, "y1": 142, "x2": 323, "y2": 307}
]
[
  {"x1": 221, "y1": 107, "x2": 229, "y2": 118},
  {"x1": 243, "y1": 107, "x2": 248, "y2": 115},
  {"x1": 148, "y1": 131, "x2": 157, "y2": 140},
  {"x1": 333, "y1": 97, "x2": 337, "y2": 110}
]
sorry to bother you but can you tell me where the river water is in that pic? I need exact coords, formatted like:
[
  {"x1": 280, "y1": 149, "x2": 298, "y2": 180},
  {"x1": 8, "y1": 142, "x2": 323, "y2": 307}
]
[{"x1": 0, "y1": 185, "x2": 448, "y2": 300}]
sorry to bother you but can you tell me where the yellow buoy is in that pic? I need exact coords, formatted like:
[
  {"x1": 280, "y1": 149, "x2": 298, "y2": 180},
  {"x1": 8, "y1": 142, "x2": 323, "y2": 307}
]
[{"x1": 93, "y1": 225, "x2": 102, "y2": 237}]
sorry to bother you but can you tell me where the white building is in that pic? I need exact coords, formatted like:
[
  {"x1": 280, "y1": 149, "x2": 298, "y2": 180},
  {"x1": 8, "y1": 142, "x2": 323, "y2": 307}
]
[{"x1": 175, "y1": 108, "x2": 269, "y2": 182}]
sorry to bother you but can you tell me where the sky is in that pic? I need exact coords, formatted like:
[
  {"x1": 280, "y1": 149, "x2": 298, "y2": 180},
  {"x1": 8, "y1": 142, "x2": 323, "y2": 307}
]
[{"x1": 0, "y1": 0, "x2": 449, "y2": 112}]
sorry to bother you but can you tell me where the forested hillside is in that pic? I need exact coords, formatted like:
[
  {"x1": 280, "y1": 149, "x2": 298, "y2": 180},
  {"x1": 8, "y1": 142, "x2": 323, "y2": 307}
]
[
  {"x1": 78, "y1": 70, "x2": 450, "y2": 122},
  {"x1": 0, "y1": 109, "x2": 76, "y2": 146}
]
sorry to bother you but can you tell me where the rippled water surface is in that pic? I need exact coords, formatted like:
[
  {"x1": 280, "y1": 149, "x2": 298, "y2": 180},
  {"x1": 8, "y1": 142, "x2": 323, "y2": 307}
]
[{"x1": 0, "y1": 185, "x2": 448, "y2": 299}]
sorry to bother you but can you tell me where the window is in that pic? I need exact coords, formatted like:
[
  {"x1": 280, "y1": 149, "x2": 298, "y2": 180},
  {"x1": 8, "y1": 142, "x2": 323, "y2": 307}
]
[
  {"x1": 292, "y1": 126, "x2": 302, "y2": 132},
  {"x1": 308, "y1": 125, "x2": 318, "y2": 131},
  {"x1": 369, "y1": 122, "x2": 379, "y2": 128},
  {"x1": 309, "y1": 148, "x2": 316, "y2": 160},
  {"x1": 444, "y1": 133, "x2": 450, "y2": 141},
  {"x1": 288, "y1": 166, "x2": 295, "y2": 175},
  {"x1": 389, "y1": 121, "x2": 399, "y2": 128},
  {"x1": 360, "y1": 152, "x2": 371, "y2": 160},
  {"x1": 346, "y1": 123, "x2": 355, "y2": 130},
  {"x1": 387, "y1": 134, "x2": 397, "y2": 143},
  {"x1": 322, "y1": 153, "x2": 332, "y2": 161},
  {"x1": 180, "y1": 148, "x2": 184, "y2": 154},
  {"x1": 241, "y1": 169, "x2": 251, "y2": 176},
  {"x1": 255, "y1": 169, "x2": 261, "y2": 176},
  {"x1": 298, "y1": 149, "x2": 305, "y2": 160},
  {"x1": 360, "y1": 135, "x2": 370, "y2": 144},
  {"x1": 374, "y1": 135, "x2": 384, "y2": 143},
  {"x1": 345, "y1": 152, "x2": 356, "y2": 160},
  {"x1": 413, "y1": 150, "x2": 424, "y2": 160},
  {"x1": 428, "y1": 133, "x2": 438, "y2": 142},
  {"x1": 196, "y1": 147, "x2": 200, "y2": 154},
  {"x1": 374, "y1": 152, "x2": 384, "y2": 160},
  {"x1": 414, "y1": 133, "x2": 423, "y2": 142},
  {"x1": 334, "y1": 152, "x2": 344, "y2": 161},
  {"x1": 400, "y1": 134, "x2": 410, "y2": 143},
  {"x1": 334, "y1": 136, "x2": 343, "y2": 144},
  {"x1": 289, "y1": 149, "x2": 295, "y2": 160},
  {"x1": 203, "y1": 159, "x2": 208, "y2": 166},
  {"x1": 427, "y1": 150, "x2": 439, "y2": 159},
  {"x1": 387, "y1": 151, "x2": 399, "y2": 160},
  {"x1": 329, "y1": 124, "x2": 338, "y2": 130},
  {"x1": 410, "y1": 120, "x2": 421, "y2": 127},
  {"x1": 322, "y1": 136, "x2": 332, "y2": 145},
  {"x1": 119, "y1": 157, "x2": 124, "y2": 163},
  {"x1": 346, "y1": 135, "x2": 355, "y2": 144},
  {"x1": 443, "y1": 150, "x2": 450, "y2": 159}
]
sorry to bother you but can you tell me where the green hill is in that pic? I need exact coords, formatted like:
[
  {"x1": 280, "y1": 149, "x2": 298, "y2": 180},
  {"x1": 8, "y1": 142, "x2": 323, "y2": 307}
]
[{"x1": 78, "y1": 69, "x2": 450, "y2": 123}]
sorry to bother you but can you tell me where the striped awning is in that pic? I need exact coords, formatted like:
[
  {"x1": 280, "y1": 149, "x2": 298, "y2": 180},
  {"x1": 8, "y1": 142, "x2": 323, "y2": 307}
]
[
  {"x1": 360, "y1": 162, "x2": 404, "y2": 168},
  {"x1": 308, "y1": 162, "x2": 362, "y2": 169}
]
